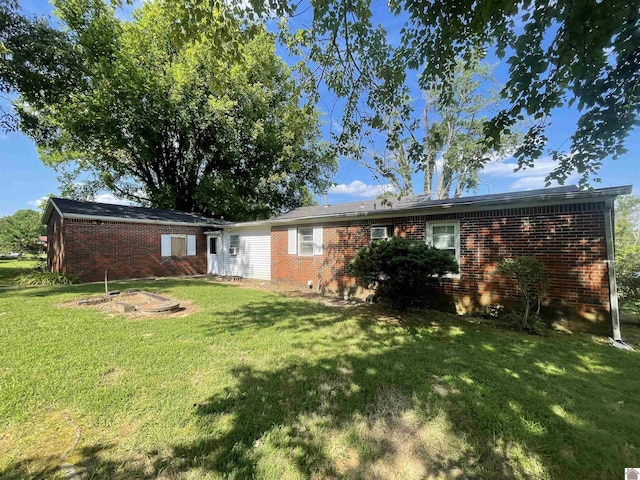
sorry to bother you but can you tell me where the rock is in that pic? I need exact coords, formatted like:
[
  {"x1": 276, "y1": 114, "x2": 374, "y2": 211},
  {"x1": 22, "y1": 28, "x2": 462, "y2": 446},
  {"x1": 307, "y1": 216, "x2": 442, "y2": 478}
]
[{"x1": 114, "y1": 302, "x2": 135, "y2": 313}]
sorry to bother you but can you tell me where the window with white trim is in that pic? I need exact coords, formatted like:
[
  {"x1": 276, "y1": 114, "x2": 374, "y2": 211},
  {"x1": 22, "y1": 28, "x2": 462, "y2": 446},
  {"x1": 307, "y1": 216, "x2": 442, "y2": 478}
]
[
  {"x1": 161, "y1": 234, "x2": 196, "y2": 257},
  {"x1": 370, "y1": 225, "x2": 393, "y2": 241},
  {"x1": 229, "y1": 235, "x2": 240, "y2": 255},
  {"x1": 426, "y1": 220, "x2": 460, "y2": 263},
  {"x1": 288, "y1": 227, "x2": 323, "y2": 256},
  {"x1": 298, "y1": 227, "x2": 314, "y2": 256}
]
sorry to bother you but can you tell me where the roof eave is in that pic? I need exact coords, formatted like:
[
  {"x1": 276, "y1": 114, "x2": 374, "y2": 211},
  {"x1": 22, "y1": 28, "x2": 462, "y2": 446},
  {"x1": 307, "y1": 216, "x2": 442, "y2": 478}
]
[
  {"x1": 57, "y1": 212, "x2": 224, "y2": 227},
  {"x1": 269, "y1": 185, "x2": 633, "y2": 225}
]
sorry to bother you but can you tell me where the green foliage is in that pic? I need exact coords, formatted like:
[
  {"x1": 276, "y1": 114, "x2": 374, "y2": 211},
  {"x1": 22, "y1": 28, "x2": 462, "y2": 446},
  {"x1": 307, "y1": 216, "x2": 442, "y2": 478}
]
[
  {"x1": 380, "y1": 53, "x2": 523, "y2": 199},
  {"x1": 0, "y1": 0, "x2": 82, "y2": 131},
  {"x1": 178, "y1": 0, "x2": 640, "y2": 188},
  {"x1": 348, "y1": 236, "x2": 458, "y2": 305},
  {"x1": 0, "y1": 209, "x2": 45, "y2": 256},
  {"x1": 14, "y1": 270, "x2": 79, "y2": 286},
  {"x1": 615, "y1": 195, "x2": 640, "y2": 308},
  {"x1": 495, "y1": 256, "x2": 548, "y2": 331},
  {"x1": 9, "y1": 1, "x2": 335, "y2": 220}
]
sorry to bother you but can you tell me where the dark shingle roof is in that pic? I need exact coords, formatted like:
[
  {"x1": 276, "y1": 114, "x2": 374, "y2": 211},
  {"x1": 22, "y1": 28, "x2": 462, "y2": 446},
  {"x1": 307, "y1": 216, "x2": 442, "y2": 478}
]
[
  {"x1": 45, "y1": 197, "x2": 228, "y2": 226},
  {"x1": 270, "y1": 185, "x2": 632, "y2": 223}
]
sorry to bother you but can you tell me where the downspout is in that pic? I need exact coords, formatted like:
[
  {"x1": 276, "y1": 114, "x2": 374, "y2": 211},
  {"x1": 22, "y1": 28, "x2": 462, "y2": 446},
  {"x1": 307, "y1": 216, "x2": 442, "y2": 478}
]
[{"x1": 603, "y1": 198, "x2": 633, "y2": 349}]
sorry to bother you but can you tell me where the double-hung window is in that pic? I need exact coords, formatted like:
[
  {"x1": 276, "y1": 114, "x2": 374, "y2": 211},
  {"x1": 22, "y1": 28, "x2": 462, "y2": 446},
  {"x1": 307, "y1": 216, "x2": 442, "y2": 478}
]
[
  {"x1": 229, "y1": 235, "x2": 240, "y2": 256},
  {"x1": 426, "y1": 220, "x2": 460, "y2": 263},
  {"x1": 298, "y1": 227, "x2": 315, "y2": 256},
  {"x1": 287, "y1": 227, "x2": 323, "y2": 256}
]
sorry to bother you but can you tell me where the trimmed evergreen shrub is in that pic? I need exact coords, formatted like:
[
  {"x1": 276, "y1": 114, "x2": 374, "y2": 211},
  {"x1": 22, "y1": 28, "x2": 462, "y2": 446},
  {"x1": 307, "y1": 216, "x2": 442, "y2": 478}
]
[{"x1": 348, "y1": 237, "x2": 459, "y2": 306}]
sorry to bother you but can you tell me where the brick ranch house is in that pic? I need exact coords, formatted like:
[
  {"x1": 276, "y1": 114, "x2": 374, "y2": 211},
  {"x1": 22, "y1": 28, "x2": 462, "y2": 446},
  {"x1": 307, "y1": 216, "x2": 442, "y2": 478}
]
[{"x1": 44, "y1": 185, "x2": 631, "y2": 334}]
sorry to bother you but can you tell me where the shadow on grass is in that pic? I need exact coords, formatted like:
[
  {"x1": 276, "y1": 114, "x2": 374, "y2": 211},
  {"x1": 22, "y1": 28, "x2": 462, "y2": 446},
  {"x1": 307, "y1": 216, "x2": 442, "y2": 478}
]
[
  {"x1": 2, "y1": 291, "x2": 639, "y2": 479},
  {"x1": 177, "y1": 300, "x2": 640, "y2": 478}
]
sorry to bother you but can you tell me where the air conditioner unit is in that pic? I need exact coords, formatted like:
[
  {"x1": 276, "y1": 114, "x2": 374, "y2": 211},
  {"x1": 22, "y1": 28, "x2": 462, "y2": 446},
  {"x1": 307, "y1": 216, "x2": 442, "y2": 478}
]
[{"x1": 229, "y1": 246, "x2": 238, "y2": 256}]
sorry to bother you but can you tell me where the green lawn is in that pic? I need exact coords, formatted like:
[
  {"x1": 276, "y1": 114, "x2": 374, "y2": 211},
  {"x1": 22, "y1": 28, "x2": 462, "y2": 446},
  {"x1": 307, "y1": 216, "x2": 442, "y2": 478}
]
[
  {"x1": 0, "y1": 258, "x2": 41, "y2": 287},
  {"x1": 1, "y1": 279, "x2": 639, "y2": 479}
]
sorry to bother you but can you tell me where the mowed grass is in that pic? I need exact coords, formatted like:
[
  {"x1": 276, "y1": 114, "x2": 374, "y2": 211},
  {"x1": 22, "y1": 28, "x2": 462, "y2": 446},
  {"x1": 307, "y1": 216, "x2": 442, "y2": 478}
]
[
  {"x1": 1, "y1": 279, "x2": 639, "y2": 479},
  {"x1": 0, "y1": 258, "x2": 41, "y2": 287}
]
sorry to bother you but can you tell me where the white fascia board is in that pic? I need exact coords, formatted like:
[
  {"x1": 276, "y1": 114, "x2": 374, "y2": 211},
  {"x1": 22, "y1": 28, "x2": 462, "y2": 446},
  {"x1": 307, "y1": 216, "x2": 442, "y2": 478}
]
[
  {"x1": 224, "y1": 220, "x2": 274, "y2": 229},
  {"x1": 41, "y1": 199, "x2": 64, "y2": 225},
  {"x1": 60, "y1": 213, "x2": 221, "y2": 227}
]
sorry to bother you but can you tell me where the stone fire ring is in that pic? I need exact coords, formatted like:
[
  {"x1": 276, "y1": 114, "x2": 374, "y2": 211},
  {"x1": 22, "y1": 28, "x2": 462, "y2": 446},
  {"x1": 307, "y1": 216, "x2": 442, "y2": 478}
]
[{"x1": 140, "y1": 300, "x2": 181, "y2": 314}]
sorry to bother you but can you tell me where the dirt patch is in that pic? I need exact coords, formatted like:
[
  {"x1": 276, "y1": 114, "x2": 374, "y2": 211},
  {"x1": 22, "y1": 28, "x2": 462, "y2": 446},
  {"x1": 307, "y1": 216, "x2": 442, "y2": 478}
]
[
  {"x1": 207, "y1": 276, "x2": 371, "y2": 308},
  {"x1": 59, "y1": 290, "x2": 198, "y2": 319}
]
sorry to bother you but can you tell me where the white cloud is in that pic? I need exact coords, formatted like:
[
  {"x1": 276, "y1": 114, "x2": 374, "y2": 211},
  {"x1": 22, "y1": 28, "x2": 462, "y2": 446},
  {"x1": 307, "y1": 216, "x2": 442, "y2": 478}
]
[
  {"x1": 481, "y1": 156, "x2": 580, "y2": 191},
  {"x1": 329, "y1": 180, "x2": 393, "y2": 198},
  {"x1": 27, "y1": 196, "x2": 50, "y2": 209}
]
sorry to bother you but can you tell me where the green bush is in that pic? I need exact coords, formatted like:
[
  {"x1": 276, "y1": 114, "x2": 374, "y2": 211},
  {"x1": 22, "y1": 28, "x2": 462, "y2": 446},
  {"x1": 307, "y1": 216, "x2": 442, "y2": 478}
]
[
  {"x1": 616, "y1": 243, "x2": 640, "y2": 311},
  {"x1": 348, "y1": 237, "x2": 459, "y2": 306},
  {"x1": 495, "y1": 256, "x2": 548, "y2": 331},
  {"x1": 15, "y1": 271, "x2": 80, "y2": 286}
]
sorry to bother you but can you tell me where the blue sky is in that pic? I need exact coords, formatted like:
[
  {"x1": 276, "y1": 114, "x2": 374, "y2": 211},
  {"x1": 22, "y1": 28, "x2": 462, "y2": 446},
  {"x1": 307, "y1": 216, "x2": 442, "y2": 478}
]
[{"x1": 0, "y1": 1, "x2": 637, "y2": 217}]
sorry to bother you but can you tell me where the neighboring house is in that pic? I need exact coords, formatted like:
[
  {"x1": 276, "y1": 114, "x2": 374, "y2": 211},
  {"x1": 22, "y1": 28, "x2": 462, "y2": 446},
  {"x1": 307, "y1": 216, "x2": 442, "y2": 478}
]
[
  {"x1": 37, "y1": 235, "x2": 48, "y2": 253},
  {"x1": 44, "y1": 184, "x2": 631, "y2": 333}
]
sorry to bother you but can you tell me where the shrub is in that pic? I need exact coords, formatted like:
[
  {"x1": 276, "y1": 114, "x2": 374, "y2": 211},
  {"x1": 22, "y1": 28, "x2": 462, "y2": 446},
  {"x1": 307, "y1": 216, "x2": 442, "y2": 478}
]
[
  {"x1": 15, "y1": 271, "x2": 79, "y2": 286},
  {"x1": 616, "y1": 243, "x2": 640, "y2": 311},
  {"x1": 348, "y1": 236, "x2": 459, "y2": 306},
  {"x1": 495, "y1": 256, "x2": 548, "y2": 331}
]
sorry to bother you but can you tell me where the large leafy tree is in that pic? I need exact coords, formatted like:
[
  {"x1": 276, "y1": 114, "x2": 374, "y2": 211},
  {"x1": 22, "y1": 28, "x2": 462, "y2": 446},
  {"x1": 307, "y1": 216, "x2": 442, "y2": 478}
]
[
  {"x1": 9, "y1": 0, "x2": 335, "y2": 220},
  {"x1": 0, "y1": 0, "x2": 81, "y2": 132},
  {"x1": 164, "y1": 0, "x2": 640, "y2": 188},
  {"x1": 0, "y1": 209, "x2": 45, "y2": 255},
  {"x1": 375, "y1": 54, "x2": 522, "y2": 199}
]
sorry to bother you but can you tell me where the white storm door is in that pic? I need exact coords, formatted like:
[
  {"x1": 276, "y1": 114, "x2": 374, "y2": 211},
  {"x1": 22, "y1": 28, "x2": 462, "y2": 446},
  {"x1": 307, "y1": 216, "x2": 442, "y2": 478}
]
[{"x1": 207, "y1": 235, "x2": 221, "y2": 275}]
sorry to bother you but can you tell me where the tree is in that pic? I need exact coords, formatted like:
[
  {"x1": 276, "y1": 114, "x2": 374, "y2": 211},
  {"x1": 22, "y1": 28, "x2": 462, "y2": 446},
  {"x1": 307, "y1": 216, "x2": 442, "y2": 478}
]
[
  {"x1": 164, "y1": 0, "x2": 640, "y2": 188},
  {"x1": 615, "y1": 195, "x2": 640, "y2": 307},
  {"x1": 0, "y1": 0, "x2": 81, "y2": 132},
  {"x1": 348, "y1": 237, "x2": 459, "y2": 306},
  {"x1": 10, "y1": 1, "x2": 335, "y2": 220},
  {"x1": 374, "y1": 54, "x2": 522, "y2": 199},
  {"x1": 495, "y1": 256, "x2": 548, "y2": 331},
  {"x1": 0, "y1": 209, "x2": 45, "y2": 256}
]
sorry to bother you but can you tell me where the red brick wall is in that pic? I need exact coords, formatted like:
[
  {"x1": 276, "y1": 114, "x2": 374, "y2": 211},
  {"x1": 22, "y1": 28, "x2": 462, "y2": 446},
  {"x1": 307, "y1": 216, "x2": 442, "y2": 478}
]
[
  {"x1": 272, "y1": 202, "x2": 611, "y2": 332},
  {"x1": 49, "y1": 218, "x2": 208, "y2": 282}
]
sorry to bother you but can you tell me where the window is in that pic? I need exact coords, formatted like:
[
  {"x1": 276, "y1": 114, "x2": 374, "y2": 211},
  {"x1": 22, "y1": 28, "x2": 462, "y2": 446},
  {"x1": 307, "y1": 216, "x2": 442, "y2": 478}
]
[
  {"x1": 371, "y1": 225, "x2": 393, "y2": 241},
  {"x1": 209, "y1": 237, "x2": 217, "y2": 254},
  {"x1": 426, "y1": 221, "x2": 460, "y2": 263},
  {"x1": 298, "y1": 227, "x2": 314, "y2": 256},
  {"x1": 229, "y1": 235, "x2": 239, "y2": 255},
  {"x1": 288, "y1": 227, "x2": 323, "y2": 256},
  {"x1": 161, "y1": 234, "x2": 196, "y2": 257}
]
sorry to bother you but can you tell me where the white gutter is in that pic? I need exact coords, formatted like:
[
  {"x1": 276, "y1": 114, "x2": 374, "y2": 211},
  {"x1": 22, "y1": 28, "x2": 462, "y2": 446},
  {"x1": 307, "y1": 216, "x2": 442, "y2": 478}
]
[
  {"x1": 57, "y1": 212, "x2": 225, "y2": 227},
  {"x1": 603, "y1": 198, "x2": 633, "y2": 350},
  {"x1": 604, "y1": 198, "x2": 622, "y2": 341}
]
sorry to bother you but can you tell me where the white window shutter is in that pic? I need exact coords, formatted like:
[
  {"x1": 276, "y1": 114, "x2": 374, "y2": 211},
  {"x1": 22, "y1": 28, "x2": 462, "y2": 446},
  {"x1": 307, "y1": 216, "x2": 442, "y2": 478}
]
[
  {"x1": 187, "y1": 235, "x2": 196, "y2": 256},
  {"x1": 287, "y1": 228, "x2": 297, "y2": 254},
  {"x1": 161, "y1": 234, "x2": 172, "y2": 256},
  {"x1": 313, "y1": 227, "x2": 323, "y2": 255}
]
